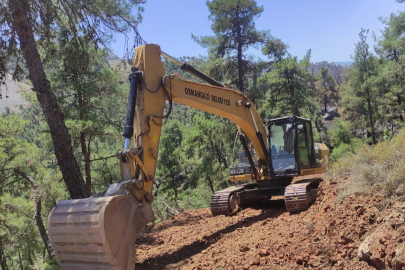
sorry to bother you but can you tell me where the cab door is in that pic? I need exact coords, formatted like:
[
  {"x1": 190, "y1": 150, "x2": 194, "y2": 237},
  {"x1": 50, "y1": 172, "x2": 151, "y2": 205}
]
[{"x1": 296, "y1": 122, "x2": 315, "y2": 169}]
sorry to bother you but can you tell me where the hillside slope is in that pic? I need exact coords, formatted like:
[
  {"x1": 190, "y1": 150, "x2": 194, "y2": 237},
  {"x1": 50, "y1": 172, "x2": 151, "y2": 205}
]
[
  {"x1": 135, "y1": 177, "x2": 405, "y2": 269},
  {"x1": 0, "y1": 73, "x2": 28, "y2": 113}
]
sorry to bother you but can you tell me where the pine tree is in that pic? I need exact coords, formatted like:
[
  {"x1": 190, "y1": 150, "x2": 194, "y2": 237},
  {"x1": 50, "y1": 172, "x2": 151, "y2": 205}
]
[
  {"x1": 184, "y1": 113, "x2": 236, "y2": 193},
  {"x1": 259, "y1": 50, "x2": 317, "y2": 118},
  {"x1": 375, "y1": 12, "x2": 405, "y2": 122},
  {"x1": 343, "y1": 29, "x2": 379, "y2": 144},
  {"x1": 0, "y1": 114, "x2": 56, "y2": 266},
  {"x1": 157, "y1": 119, "x2": 185, "y2": 202},
  {"x1": 315, "y1": 66, "x2": 339, "y2": 113},
  {"x1": 193, "y1": 0, "x2": 268, "y2": 93},
  {"x1": 49, "y1": 41, "x2": 127, "y2": 195}
]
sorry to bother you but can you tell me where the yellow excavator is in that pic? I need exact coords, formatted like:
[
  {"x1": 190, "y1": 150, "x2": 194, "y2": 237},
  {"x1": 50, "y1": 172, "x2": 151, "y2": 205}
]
[{"x1": 47, "y1": 44, "x2": 329, "y2": 269}]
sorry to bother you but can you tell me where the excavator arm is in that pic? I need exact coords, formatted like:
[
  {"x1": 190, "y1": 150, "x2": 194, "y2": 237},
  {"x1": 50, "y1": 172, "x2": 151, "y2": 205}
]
[
  {"x1": 48, "y1": 44, "x2": 269, "y2": 269},
  {"x1": 168, "y1": 76, "x2": 267, "y2": 162},
  {"x1": 118, "y1": 44, "x2": 269, "y2": 201},
  {"x1": 129, "y1": 44, "x2": 269, "y2": 195}
]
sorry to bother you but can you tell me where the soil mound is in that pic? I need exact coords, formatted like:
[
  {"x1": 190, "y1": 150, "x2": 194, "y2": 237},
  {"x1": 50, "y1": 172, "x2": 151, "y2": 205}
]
[{"x1": 136, "y1": 178, "x2": 405, "y2": 269}]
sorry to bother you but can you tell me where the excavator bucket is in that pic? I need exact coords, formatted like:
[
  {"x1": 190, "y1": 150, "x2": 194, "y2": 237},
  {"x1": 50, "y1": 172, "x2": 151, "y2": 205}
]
[{"x1": 48, "y1": 195, "x2": 155, "y2": 270}]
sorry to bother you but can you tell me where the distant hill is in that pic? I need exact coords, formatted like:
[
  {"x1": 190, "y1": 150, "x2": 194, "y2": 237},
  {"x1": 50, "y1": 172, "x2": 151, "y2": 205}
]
[
  {"x1": 0, "y1": 54, "x2": 130, "y2": 114},
  {"x1": 309, "y1": 61, "x2": 348, "y2": 84},
  {"x1": 335, "y1": 61, "x2": 353, "y2": 67},
  {"x1": 105, "y1": 53, "x2": 120, "y2": 61}
]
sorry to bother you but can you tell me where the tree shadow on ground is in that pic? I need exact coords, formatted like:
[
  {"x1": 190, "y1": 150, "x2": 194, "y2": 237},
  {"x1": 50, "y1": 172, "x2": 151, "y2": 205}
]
[
  {"x1": 136, "y1": 199, "x2": 286, "y2": 270},
  {"x1": 144, "y1": 210, "x2": 213, "y2": 234}
]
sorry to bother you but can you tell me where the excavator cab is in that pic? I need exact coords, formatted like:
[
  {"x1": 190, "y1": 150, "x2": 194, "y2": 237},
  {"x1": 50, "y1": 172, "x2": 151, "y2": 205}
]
[
  {"x1": 268, "y1": 116, "x2": 316, "y2": 178},
  {"x1": 231, "y1": 116, "x2": 320, "y2": 179},
  {"x1": 223, "y1": 116, "x2": 327, "y2": 215}
]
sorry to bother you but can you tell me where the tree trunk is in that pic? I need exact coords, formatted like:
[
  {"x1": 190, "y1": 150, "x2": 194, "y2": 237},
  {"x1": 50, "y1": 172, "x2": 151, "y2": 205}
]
[
  {"x1": 80, "y1": 132, "x2": 92, "y2": 195},
  {"x1": 213, "y1": 142, "x2": 228, "y2": 168},
  {"x1": 397, "y1": 94, "x2": 404, "y2": 122},
  {"x1": 26, "y1": 246, "x2": 33, "y2": 265},
  {"x1": 169, "y1": 172, "x2": 180, "y2": 208},
  {"x1": 34, "y1": 200, "x2": 54, "y2": 259},
  {"x1": 286, "y1": 71, "x2": 299, "y2": 116},
  {"x1": 15, "y1": 169, "x2": 54, "y2": 259},
  {"x1": 169, "y1": 172, "x2": 178, "y2": 199},
  {"x1": 77, "y1": 88, "x2": 92, "y2": 195},
  {"x1": 0, "y1": 238, "x2": 8, "y2": 270},
  {"x1": 290, "y1": 86, "x2": 299, "y2": 116},
  {"x1": 207, "y1": 176, "x2": 215, "y2": 193},
  {"x1": 366, "y1": 96, "x2": 376, "y2": 144},
  {"x1": 29, "y1": 249, "x2": 35, "y2": 265},
  {"x1": 314, "y1": 120, "x2": 322, "y2": 133},
  {"x1": 236, "y1": 9, "x2": 244, "y2": 93},
  {"x1": 237, "y1": 42, "x2": 244, "y2": 93},
  {"x1": 323, "y1": 75, "x2": 328, "y2": 113},
  {"x1": 9, "y1": 0, "x2": 89, "y2": 199},
  {"x1": 17, "y1": 249, "x2": 22, "y2": 270}
]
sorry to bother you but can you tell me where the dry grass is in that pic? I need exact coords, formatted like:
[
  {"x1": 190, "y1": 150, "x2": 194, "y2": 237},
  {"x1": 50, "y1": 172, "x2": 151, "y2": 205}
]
[{"x1": 327, "y1": 128, "x2": 405, "y2": 201}]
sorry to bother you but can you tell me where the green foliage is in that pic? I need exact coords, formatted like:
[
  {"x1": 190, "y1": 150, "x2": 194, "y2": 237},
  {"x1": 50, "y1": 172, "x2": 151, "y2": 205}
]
[
  {"x1": 330, "y1": 119, "x2": 353, "y2": 147},
  {"x1": 374, "y1": 12, "x2": 405, "y2": 125},
  {"x1": 157, "y1": 119, "x2": 186, "y2": 200},
  {"x1": 36, "y1": 258, "x2": 60, "y2": 270},
  {"x1": 193, "y1": 0, "x2": 274, "y2": 92},
  {"x1": 259, "y1": 50, "x2": 319, "y2": 120},
  {"x1": 329, "y1": 139, "x2": 363, "y2": 162},
  {"x1": 43, "y1": 41, "x2": 128, "y2": 193},
  {"x1": 309, "y1": 62, "x2": 345, "y2": 84},
  {"x1": 184, "y1": 113, "x2": 236, "y2": 191},
  {"x1": 328, "y1": 119, "x2": 363, "y2": 161},
  {"x1": 0, "y1": 114, "x2": 66, "y2": 268},
  {"x1": 315, "y1": 66, "x2": 339, "y2": 112},
  {"x1": 0, "y1": 36, "x2": 129, "y2": 268},
  {"x1": 341, "y1": 29, "x2": 380, "y2": 144},
  {"x1": 195, "y1": 0, "x2": 265, "y2": 57},
  {"x1": 154, "y1": 109, "x2": 238, "y2": 213},
  {"x1": 262, "y1": 37, "x2": 289, "y2": 62},
  {"x1": 0, "y1": 0, "x2": 145, "y2": 83},
  {"x1": 329, "y1": 128, "x2": 405, "y2": 199}
]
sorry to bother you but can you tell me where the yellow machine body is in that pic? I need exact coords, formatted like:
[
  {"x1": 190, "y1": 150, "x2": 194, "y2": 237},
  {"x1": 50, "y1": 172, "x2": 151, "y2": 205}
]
[{"x1": 48, "y1": 44, "x2": 329, "y2": 269}]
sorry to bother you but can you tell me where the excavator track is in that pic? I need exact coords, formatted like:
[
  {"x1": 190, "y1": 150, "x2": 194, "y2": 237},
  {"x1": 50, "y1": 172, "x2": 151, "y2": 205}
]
[
  {"x1": 284, "y1": 178, "x2": 322, "y2": 213},
  {"x1": 210, "y1": 185, "x2": 245, "y2": 216}
]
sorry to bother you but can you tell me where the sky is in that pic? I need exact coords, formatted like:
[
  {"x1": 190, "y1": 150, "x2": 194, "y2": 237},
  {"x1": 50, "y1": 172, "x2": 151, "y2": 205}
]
[{"x1": 111, "y1": 0, "x2": 404, "y2": 63}]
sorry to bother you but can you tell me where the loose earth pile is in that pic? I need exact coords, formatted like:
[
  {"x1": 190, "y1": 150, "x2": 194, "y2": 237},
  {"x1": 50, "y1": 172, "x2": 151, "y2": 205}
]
[{"x1": 136, "y1": 177, "x2": 405, "y2": 269}]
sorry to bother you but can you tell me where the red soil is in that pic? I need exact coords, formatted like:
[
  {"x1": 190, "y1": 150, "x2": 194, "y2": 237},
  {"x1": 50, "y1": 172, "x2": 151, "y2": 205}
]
[{"x1": 135, "y1": 177, "x2": 405, "y2": 269}]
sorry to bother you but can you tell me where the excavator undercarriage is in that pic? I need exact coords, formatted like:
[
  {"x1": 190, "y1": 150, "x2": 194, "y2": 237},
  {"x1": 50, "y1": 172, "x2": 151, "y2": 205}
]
[{"x1": 210, "y1": 178, "x2": 322, "y2": 216}]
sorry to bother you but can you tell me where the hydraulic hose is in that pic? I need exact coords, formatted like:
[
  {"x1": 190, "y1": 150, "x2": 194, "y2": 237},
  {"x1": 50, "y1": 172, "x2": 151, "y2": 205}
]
[{"x1": 180, "y1": 63, "x2": 224, "y2": 88}]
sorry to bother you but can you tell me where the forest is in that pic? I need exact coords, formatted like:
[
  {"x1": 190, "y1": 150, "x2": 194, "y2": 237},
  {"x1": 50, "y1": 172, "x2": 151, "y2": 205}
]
[{"x1": 1, "y1": 0, "x2": 405, "y2": 269}]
